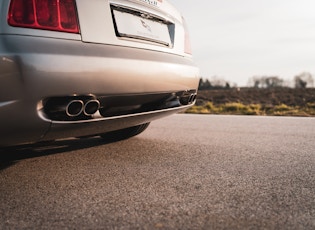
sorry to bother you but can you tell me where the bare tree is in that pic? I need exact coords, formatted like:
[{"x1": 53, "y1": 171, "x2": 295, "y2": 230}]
[
  {"x1": 248, "y1": 76, "x2": 284, "y2": 88},
  {"x1": 198, "y1": 77, "x2": 232, "y2": 90},
  {"x1": 209, "y1": 76, "x2": 231, "y2": 89},
  {"x1": 294, "y1": 72, "x2": 314, "y2": 88},
  {"x1": 198, "y1": 78, "x2": 212, "y2": 90}
]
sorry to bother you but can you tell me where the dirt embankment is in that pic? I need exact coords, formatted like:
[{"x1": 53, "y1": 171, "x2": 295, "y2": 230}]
[{"x1": 196, "y1": 88, "x2": 315, "y2": 107}]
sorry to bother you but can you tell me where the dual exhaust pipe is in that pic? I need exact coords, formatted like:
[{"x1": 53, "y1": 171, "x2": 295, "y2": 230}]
[
  {"x1": 43, "y1": 91, "x2": 197, "y2": 121},
  {"x1": 66, "y1": 99, "x2": 100, "y2": 117}
]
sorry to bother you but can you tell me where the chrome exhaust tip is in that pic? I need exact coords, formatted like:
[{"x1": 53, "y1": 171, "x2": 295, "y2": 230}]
[
  {"x1": 83, "y1": 100, "x2": 100, "y2": 116},
  {"x1": 190, "y1": 93, "x2": 197, "y2": 103},
  {"x1": 179, "y1": 92, "x2": 197, "y2": 105},
  {"x1": 66, "y1": 100, "x2": 84, "y2": 117}
]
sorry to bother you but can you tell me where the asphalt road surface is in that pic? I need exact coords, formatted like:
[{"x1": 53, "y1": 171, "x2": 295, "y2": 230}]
[{"x1": 0, "y1": 114, "x2": 314, "y2": 229}]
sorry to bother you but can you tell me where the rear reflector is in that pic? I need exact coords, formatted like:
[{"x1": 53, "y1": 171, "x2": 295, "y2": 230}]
[
  {"x1": 8, "y1": 0, "x2": 79, "y2": 33},
  {"x1": 182, "y1": 17, "x2": 192, "y2": 55}
]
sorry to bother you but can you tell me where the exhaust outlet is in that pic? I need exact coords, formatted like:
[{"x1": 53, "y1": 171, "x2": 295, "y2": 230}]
[
  {"x1": 83, "y1": 100, "x2": 100, "y2": 116},
  {"x1": 188, "y1": 94, "x2": 194, "y2": 103},
  {"x1": 179, "y1": 92, "x2": 197, "y2": 105},
  {"x1": 66, "y1": 100, "x2": 84, "y2": 117},
  {"x1": 190, "y1": 93, "x2": 197, "y2": 103}
]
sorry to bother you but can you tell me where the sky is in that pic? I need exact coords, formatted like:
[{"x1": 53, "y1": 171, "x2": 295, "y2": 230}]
[{"x1": 170, "y1": 0, "x2": 315, "y2": 86}]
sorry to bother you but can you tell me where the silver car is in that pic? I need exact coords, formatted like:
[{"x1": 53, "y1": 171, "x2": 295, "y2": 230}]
[{"x1": 0, "y1": 0, "x2": 199, "y2": 146}]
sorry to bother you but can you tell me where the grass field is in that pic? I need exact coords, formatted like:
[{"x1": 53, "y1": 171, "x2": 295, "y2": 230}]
[{"x1": 186, "y1": 88, "x2": 315, "y2": 117}]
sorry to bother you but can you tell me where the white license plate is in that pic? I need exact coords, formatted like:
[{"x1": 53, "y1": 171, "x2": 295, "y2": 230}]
[{"x1": 113, "y1": 10, "x2": 171, "y2": 46}]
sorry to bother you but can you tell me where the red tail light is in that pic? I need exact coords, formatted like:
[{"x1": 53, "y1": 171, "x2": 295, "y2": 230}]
[{"x1": 8, "y1": 0, "x2": 79, "y2": 33}]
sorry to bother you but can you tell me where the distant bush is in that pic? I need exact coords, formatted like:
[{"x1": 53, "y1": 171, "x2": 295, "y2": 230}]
[
  {"x1": 273, "y1": 104, "x2": 291, "y2": 112},
  {"x1": 307, "y1": 103, "x2": 315, "y2": 109}
]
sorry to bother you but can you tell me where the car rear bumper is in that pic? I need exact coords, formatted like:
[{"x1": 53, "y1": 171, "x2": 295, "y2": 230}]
[{"x1": 0, "y1": 35, "x2": 199, "y2": 146}]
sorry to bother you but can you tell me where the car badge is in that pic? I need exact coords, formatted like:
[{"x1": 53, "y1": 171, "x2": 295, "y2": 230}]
[
  {"x1": 141, "y1": 19, "x2": 151, "y2": 32},
  {"x1": 139, "y1": 0, "x2": 162, "y2": 7}
]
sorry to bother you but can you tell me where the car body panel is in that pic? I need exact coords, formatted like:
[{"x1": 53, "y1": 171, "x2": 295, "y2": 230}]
[{"x1": 0, "y1": 0, "x2": 199, "y2": 146}]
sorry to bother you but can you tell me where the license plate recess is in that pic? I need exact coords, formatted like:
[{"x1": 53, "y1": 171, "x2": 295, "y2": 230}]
[{"x1": 112, "y1": 9, "x2": 172, "y2": 46}]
